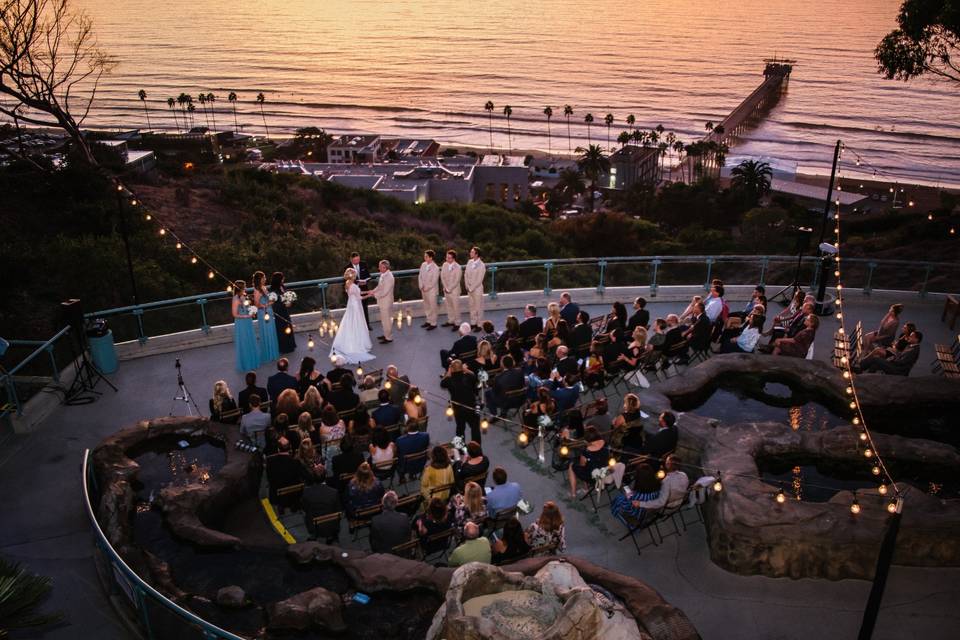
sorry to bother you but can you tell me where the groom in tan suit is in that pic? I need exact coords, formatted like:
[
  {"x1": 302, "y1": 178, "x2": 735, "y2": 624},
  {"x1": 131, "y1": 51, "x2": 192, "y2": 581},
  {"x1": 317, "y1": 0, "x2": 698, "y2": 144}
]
[
  {"x1": 464, "y1": 246, "x2": 486, "y2": 331},
  {"x1": 368, "y1": 260, "x2": 395, "y2": 343},
  {"x1": 418, "y1": 250, "x2": 440, "y2": 330},
  {"x1": 440, "y1": 249, "x2": 463, "y2": 331}
]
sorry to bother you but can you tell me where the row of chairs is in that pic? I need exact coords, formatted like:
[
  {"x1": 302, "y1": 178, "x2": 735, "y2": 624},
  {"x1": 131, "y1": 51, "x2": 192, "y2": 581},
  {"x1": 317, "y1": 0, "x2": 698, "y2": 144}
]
[
  {"x1": 931, "y1": 335, "x2": 960, "y2": 379},
  {"x1": 618, "y1": 483, "x2": 707, "y2": 555},
  {"x1": 832, "y1": 321, "x2": 862, "y2": 369}
]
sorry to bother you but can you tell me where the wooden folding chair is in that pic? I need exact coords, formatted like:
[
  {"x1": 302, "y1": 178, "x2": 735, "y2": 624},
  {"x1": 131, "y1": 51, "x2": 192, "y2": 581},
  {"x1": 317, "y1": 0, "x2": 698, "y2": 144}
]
[
  {"x1": 484, "y1": 506, "x2": 519, "y2": 537},
  {"x1": 372, "y1": 457, "x2": 398, "y2": 487},
  {"x1": 661, "y1": 340, "x2": 690, "y2": 377},
  {"x1": 501, "y1": 387, "x2": 527, "y2": 422},
  {"x1": 274, "y1": 482, "x2": 305, "y2": 510},
  {"x1": 428, "y1": 482, "x2": 456, "y2": 503},
  {"x1": 219, "y1": 407, "x2": 242, "y2": 423},
  {"x1": 398, "y1": 449, "x2": 429, "y2": 491},
  {"x1": 617, "y1": 506, "x2": 663, "y2": 555},
  {"x1": 423, "y1": 528, "x2": 457, "y2": 564},
  {"x1": 391, "y1": 537, "x2": 421, "y2": 560},
  {"x1": 461, "y1": 471, "x2": 488, "y2": 489},
  {"x1": 528, "y1": 541, "x2": 559, "y2": 557},
  {"x1": 310, "y1": 511, "x2": 343, "y2": 542},
  {"x1": 395, "y1": 493, "x2": 423, "y2": 515},
  {"x1": 348, "y1": 503, "x2": 382, "y2": 540}
]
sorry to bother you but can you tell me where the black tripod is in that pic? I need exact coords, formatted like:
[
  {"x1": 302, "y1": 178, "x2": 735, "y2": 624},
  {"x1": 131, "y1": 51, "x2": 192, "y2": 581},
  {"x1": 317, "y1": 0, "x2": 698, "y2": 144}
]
[
  {"x1": 169, "y1": 358, "x2": 202, "y2": 416},
  {"x1": 770, "y1": 225, "x2": 813, "y2": 305},
  {"x1": 64, "y1": 328, "x2": 117, "y2": 406}
]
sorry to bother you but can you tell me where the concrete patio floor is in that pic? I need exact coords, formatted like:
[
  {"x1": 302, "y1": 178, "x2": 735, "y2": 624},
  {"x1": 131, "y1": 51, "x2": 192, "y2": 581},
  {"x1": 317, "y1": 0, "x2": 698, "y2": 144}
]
[{"x1": 1, "y1": 291, "x2": 958, "y2": 640}]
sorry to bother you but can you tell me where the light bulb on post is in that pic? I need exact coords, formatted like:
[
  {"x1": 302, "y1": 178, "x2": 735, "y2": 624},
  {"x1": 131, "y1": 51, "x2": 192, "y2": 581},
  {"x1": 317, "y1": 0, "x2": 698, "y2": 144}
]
[
  {"x1": 775, "y1": 488, "x2": 786, "y2": 504},
  {"x1": 284, "y1": 326, "x2": 292, "y2": 335},
  {"x1": 608, "y1": 457, "x2": 616, "y2": 468},
  {"x1": 307, "y1": 336, "x2": 315, "y2": 349},
  {"x1": 445, "y1": 405, "x2": 454, "y2": 418},
  {"x1": 518, "y1": 432, "x2": 529, "y2": 445},
  {"x1": 850, "y1": 496, "x2": 861, "y2": 515}
]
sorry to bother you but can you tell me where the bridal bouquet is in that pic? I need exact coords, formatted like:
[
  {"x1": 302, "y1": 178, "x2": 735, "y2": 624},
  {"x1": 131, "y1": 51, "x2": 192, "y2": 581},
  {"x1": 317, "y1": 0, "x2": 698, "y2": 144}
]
[
  {"x1": 476, "y1": 369, "x2": 489, "y2": 386},
  {"x1": 247, "y1": 305, "x2": 258, "y2": 318},
  {"x1": 267, "y1": 291, "x2": 278, "y2": 303},
  {"x1": 280, "y1": 290, "x2": 297, "y2": 307}
]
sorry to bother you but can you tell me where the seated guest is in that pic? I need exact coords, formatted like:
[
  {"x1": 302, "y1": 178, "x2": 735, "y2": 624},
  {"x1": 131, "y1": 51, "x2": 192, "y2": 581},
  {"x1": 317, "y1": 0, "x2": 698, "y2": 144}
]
[
  {"x1": 300, "y1": 386, "x2": 324, "y2": 419},
  {"x1": 858, "y1": 330, "x2": 922, "y2": 375},
  {"x1": 266, "y1": 438, "x2": 307, "y2": 510},
  {"x1": 385, "y1": 364, "x2": 411, "y2": 408},
  {"x1": 861, "y1": 302, "x2": 904, "y2": 351},
  {"x1": 721, "y1": 313, "x2": 764, "y2": 353},
  {"x1": 486, "y1": 467, "x2": 522, "y2": 517},
  {"x1": 610, "y1": 463, "x2": 661, "y2": 525},
  {"x1": 863, "y1": 322, "x2": 916, "y2": 361},
  {"x1": 396, "y1": 419, "x2": 430, "y2": 478},
  {"x1": 296, "y1": 436, "x2": 325, "y2": 480},
  {"x1": 617, "y1": 326, "x2": 648, "y2": 369},
  {"x1": 441, "y1": 322, "x2": 479, "y2": 369},
  {"x1": 611, "y1": 394, "x2": 645, "y2": 452},
  {"x1": 372, "y1": 389, "x2": 403, "y2": 429},
  {"x1": 297, "y1": 356, "x2": 325, "y2": 398},
  {"x1": 567, "y1": 426, "x2": 609, "y2": 499},
  {"x1": 450, "y1": 481, "x2": 487, "y2": 540},
  {"x1": 326, "y1": 372, "x2": 360, "y2": 414},
  {"x1": 551, "y1": 373, "x2": 582, "y2": 416},
  {"x1": 496, "y1": 315, "x2": 521, "y2": 353},
  {"x1": 324, "y1": 355, "x2": 349, "y2": 389},
  {"x1": 479, "y1": 320, "x2": 499, "y2": 346},
  {"x1": 209, "y1": 380, "x2": 238, "y2": 423},
  {"x1": 420, "y1": 445, "x2": 455, "y2": 502},
  {"x1": 771, "y1": 289, "x2": 806, "y2": 329},
  {"x1": 568, "y1": 310, "x2": 593, "y2": 358},
  {"x1": 522, "y1": 386, "x2": 556, "y2": 441},
  {"x1": 370, "y1": 491, "x2": 411, "y2": 554},
  {"x1": 348, "y1": 407, "x2": 373, "y2": 449},
  {"x1": 403, "y1": 386, "x2": 428, "y2": 426},
  {"x1": 302, "y1": 475, "x2": 340, "y2": 543},
  {"x1": 357, "y1": 374, "x2": 380, "y2": 408},
  {"x1": 528, "y1": 333, "x2": 549, "y2": 362},
  {"x1": 661, "y1": 314, "x2": 685, "y2": 352},
  {"x1": 525, "y1": 501, "x2": 566, "y2": 554},
  {"x1": 274, "y1": 388, "x2": 302, "y2": 427},
  {"x1": 317, "y1": 405, "x2": 346, "y2": 445},
  {"x1": 491, "y1": 518, "x2": 531, "y2": 564},
  {"x1": 238, "y1": 371, "x2": 268, "y2": 414},
  {"x1": 486, "y1": 355, "x2": 524, "y2": 417},
  {"x1": 554, "y1": 345, "x2": 579, "y2": 378},
  {"x1": 585, "y1": 397, "x2": 612, "y2": 434},
  {"x1": 544, "y1": 302, "x2": 563, "y2": 338},
  {"x1": 704, "y1": 281, "x2": 725, "y2": 325},
  {"x1": 601, "y1": 301, "x2": 628, "y2": 341},
  {"x1": 519, "y1": 304, "x2": 544, "y2": 342},
  {"x1": 582, "y1": 340, "x2": 606, "y2": 388},
  {"x1": 729, "y1": 285, "x2": 766, "y2": 321},
  {"x1": 240, "y1": 394, "x2": 272, "y2": 448},
  {"x1": 559, "y1": 291, "x2": 580, "y2": 325},
  {"x1": 455, "y1": 441, "x2": 490, "y2": 487},
  {"x1": 415, "y1": 497, "x2": 454, "y2": 556},
  {"x1": 329, "y1": 437, "x2": 364, "y2": 489},
  {"x1": 368, "y1": 426, "x2": 397, "y2": 474},
  {"x1": 601, "y1": 329, "x2": 629, "y2": 372},
  {"x1": 475, "y1": 339, "x2": 499, "y2": 371},
  {"x1": 682, "y1": 302, "x2": 711, "y2": 353},
  {"x1": 678, "y1": 295, "x2": 702, "y2": 325},
  {"x1": 633, "y1": 454, "x2": 690, "y2": 510},
  {"x1": 766, "y1": 299, "x2": 814, "y2": 343},
  {"x1": 526, "y1": 358, "x2": 553, "y2": 400},
  {"x1": 344, "y1": 462, "x2": 385, "y2": 518},
  {"x1": 448, "y1": 521, "x2": 491, "y2": 567},
  {"x1": 548, "y1": 319, "x2": 570, "y2": 350},
  {"x1": 644, "y1": 411, "x2": 679, "y2": 459},
  {"x1": 628, "y1": 296, "x2": 650, "y2": 332},
  {"x1": 268, "y1": 415, "x2": 289, "y2": 454},
  {"x1": 294, "y1": 411, "x2": 318, "y2": 446},
  {"x1": 267, "y1": 358, "x2": 299, "y2": 411},
  {"x1": 772, "y1": 314, "x2": 819, "y2": 358}
]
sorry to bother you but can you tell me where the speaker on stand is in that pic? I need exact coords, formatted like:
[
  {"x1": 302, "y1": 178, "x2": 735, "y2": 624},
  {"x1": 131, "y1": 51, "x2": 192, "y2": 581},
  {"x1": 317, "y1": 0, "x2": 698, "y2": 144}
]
[{"x1": 61, "y1": 299, "x2": 117, "y2": 405}]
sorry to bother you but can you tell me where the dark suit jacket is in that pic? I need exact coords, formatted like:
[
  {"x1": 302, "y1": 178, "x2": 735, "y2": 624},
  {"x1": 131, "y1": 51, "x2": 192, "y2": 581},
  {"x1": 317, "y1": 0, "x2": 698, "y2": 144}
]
[
  {"x1": 346, "y1": 261, "x2": 371, "y2": 291},
  {"x1": 644, "y1": 426, "x2": 678, "y2": 459},
  {"x1": 555, "y1": 356, "x2": 579, "y2": 378},
  {"x1": 441, "y1": 370, "x2": 479, "y2": 406},
  {"x1": 889, "y1": 344, "x2": 920, "y2": 374},
  {"x1": 302, "y1": 483, "x2": 341, "y2": 539},
  {"x1": 662, "y1": 326, "x2": 685, "y2": 351},
  {"x1": 628, "y1": 309, "x2": 650, "y2": 333},
  {"x1": 569, "y1": 323, "x2": 593, "y2": 356},
  {"x1": 519, "y1": 317, "x2": 544, "y2": 340},
  {"x1": 372, "y1": 403, "x2": 403, "y2": 427},
  {"x1": 266, "y1": 454, "x2": 306, "y2": 505},
  {"x1": 687, "y1": 314, "x2": 712, "y2": 352},
  {"x1": 559, "y1": 302, "x2": 580, "y2": 325},
  {"x1": 370, "y1": 509, "x2": 411, "y2": 554},
  {"x1": 493, "y1": 368, "x2": 525, "y2": 398},
  {"x1": 267, "y1": 372, "x2": 298, "y2": 407},
  {"x1": 388, "y1": 374, "x2": 411, "y2": 407},
  {"x1": 396, "y1": 431, "x2": 430, "y2": 475},
  {"x1": 238, "y1": 385, "x2": 269, "y2": 414},
  {"x1": 326, "y1": 367, "x2": 349, "y2": 386},
  {"x1": 451, "y1": 335, "x2": 478, "y2": 359}
]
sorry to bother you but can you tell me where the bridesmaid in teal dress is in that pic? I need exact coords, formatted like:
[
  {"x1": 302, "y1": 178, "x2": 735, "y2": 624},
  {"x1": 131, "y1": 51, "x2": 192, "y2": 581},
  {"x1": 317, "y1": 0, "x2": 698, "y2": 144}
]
[
  {"x1": 253, "y1": 271, "x2": 280, "y2": 365},
  {"x1": 232, "y1": 280, "x2": 260, "y2": 372}
]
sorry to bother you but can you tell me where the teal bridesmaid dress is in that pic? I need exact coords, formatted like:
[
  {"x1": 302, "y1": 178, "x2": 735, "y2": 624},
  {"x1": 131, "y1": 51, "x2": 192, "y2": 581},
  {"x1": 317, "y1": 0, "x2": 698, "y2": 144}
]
[
  {"x1": 234, "y1": 301, "x2": 260, "y2": 373},
  {"x1": 257, "y1": 296, "x2": 280, "y2": 364}
]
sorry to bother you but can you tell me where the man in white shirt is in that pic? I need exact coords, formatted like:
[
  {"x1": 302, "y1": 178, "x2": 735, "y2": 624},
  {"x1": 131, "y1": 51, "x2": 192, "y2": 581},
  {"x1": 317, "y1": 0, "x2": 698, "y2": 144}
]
[
  {"x1": 632, "y1": 454, "x2": 689, "y2": 510},
  {"x1": 440, "y1": 249, "x2": 463, "y2": 330},
  {"x1": 464, "y1": 246, "x2": 486, "y2": 332},
  {"x1": 418, "y1": 250, "x2": 440, "y2": 331},
  {"x1": 704, "y1": 282, "x2": 724, "y2": 324},
  {"x1": 240, "y1": 394, "x2": 271, "y2": 449},
  {"x1": 368, "y1": 260, "x2": 395, "y2": 343}
]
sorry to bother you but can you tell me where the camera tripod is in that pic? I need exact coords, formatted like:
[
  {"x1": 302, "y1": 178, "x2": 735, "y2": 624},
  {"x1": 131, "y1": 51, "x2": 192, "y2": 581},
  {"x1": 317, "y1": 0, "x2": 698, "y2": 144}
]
[
  {"x1": 169, "y1": 358, "x2": 202, "y2": 416},
  {"x1": 64, "y1": 329, "x2": 117, "y2": 406}
]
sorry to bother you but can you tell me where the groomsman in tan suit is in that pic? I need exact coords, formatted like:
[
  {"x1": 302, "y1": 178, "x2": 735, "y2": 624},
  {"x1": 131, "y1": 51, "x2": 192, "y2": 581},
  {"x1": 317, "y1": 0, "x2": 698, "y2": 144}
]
[
  {"x1": 418, "y1": 250, "x2": 440, "y2": 331},
  {"x1": 369, "y1": 260, "x2": 395, "y2": 343},
  {"x1": 440, "y1": 249, "x2": 463, "y2": 331},
  {"x1": 464, "y1": 246, "x2": 486, "y2": 332}
]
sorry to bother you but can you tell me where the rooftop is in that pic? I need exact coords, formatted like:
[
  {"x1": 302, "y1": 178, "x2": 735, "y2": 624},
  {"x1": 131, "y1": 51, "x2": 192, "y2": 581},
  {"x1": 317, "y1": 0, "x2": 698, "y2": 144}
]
[
  {"x1": 329, "y1": 134, "x2": 381, "y2": 150},
  {"x1": 2, "y1": 280, "x2": 958, "y2": 640}
]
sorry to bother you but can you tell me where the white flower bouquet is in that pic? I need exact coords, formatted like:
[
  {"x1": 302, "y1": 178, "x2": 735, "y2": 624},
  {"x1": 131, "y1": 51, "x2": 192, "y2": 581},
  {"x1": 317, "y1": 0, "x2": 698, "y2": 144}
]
[
  {"x1": 247, "y1": 305, "x2": 258, "y2": 318},
  {"x1": 267, "y1": 291, "x2": 278, "y2": 303},
  {"x1": 537, "y1": 414, "x2": 553, "y2": 430},
  {"x1": 591, "y1": 466, "x2": 610, "y2": 493},
  {"x1": 476, "y1": 369, "x2": 489, "y2": 385},
  {"x1": 450, "y1": 436, "x2": 466, "y2": 453},
  {"x1": 280, "y1": 290, "x2": 298, "y2": 307}
]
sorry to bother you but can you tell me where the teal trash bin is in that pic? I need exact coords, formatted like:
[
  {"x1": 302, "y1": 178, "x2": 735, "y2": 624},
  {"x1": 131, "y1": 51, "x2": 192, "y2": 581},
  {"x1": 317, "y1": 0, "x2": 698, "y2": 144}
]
[{"x1": 88, "y1": 329, "x2": 118, "y2": 374}]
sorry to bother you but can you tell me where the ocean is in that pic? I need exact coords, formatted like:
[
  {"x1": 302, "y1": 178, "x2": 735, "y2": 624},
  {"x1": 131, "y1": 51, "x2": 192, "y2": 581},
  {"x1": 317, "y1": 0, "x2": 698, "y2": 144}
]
[{"x1": 69, "y1": 0, "x2": 960, "y2": 186}]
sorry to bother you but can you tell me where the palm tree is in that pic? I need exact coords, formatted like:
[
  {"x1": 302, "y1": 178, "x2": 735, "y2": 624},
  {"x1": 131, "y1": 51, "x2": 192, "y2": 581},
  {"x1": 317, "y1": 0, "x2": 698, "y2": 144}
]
[
  {"x1": 665, "y1": 131, "x2": 677, "y2": 178},
  {"x1": 603, "y1": 113, "x2": 614, "y2": 151},
  {"x1": 556, "y1": 167, "x2": 585, "y2": 197},
  {"x1": 731, "y1": 159, "x2": 773, "y2": 206},
  {"x1": 672, "y1": 139, "x2": 686, "y2": 182},
  {"x1": 187, "y1": 102, "x2": 196, "y2": 129},
  {"x1": 657, "y1": 142, "x2": 668, "y2": 181},
  {"x1": 176, "y1": 93, "x2": 191, "y2": 130},
  {"x1": 228, "y1": 92, "x2": 239, "y2": 132},
  {"x1": 137, "y1": 89, "x2": 152, "y2": 131},
  {"x1": 257, "y1": 92, "x2": 270, "y2": 139},
  {"x1": 166, "y1": 97, "x2": 179, "y2": 132},
  {"x1": 206, "y1": 92, "x2": 218, "y2": 131},
  {"x1": 616, "y1": 130, "x2": 631, "y2": 148},
  {"x1": 197, "y1": 92, "x2": 209, "y2": 129},
  {"x1": 563, "y1": 105, "x2": 573, "y2": 153},
  {"x1": 577, "y1": 144, "x2": 610, "y2": 212},
  {"x1": 543, "y1": 106, "x2": 553, "y2": 157},
  {"x1": 625, "y1": 114, "x2": 636, "y2": 131},
  {"x1": 583, "y1": 113, "x2": 594, "y2": 145},
  {"x1": 484, "y1": 101, "x2": 495, "y2": 152},
  {"x1": 0, "y1": 557, "x2": 64, "y2": 637},
  {"x1": 502, "y1": 105, "x2": 513, "y2": 154}
]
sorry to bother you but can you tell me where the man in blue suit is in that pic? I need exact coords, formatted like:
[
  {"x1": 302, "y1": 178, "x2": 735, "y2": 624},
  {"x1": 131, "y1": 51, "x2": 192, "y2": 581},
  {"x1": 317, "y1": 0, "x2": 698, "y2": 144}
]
[
  {"x1": 396, "y1": 421, "x2": 430, "y2": 479},
  {"x1": 559, "y1": 292, "x2": 580, "y2": 325},
  {"x1": 267, "y1": 358, "x2": 298, "y2": 413},
  {"x1": 372, "y1": 389, "x2": 403, "y2": 428}
]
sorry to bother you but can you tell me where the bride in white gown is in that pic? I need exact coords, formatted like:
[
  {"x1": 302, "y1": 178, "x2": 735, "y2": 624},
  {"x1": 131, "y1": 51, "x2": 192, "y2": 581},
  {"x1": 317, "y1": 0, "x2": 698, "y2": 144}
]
[{"x1": 330, "y1": 268, "x2": 376, "y2": 363}]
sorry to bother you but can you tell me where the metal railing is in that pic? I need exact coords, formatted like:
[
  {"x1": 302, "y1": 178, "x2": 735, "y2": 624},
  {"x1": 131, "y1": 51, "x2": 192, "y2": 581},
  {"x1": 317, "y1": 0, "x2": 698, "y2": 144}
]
[
  {"x1": 82, "y1": 449, "x2": 245, "y2": 640},
  {"x1": 1, "y1": 326, "x2": 73, "y2": 419},
  {"x1": 84, "y1": 255, "x2": 960, "y2": 345}
]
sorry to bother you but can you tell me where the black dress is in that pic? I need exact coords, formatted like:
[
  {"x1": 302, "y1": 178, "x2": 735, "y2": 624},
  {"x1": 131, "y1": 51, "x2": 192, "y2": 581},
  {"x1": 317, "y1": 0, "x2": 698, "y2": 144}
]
[{"x1": 271, "y1": 284, "x2": 297, "y2": 354}]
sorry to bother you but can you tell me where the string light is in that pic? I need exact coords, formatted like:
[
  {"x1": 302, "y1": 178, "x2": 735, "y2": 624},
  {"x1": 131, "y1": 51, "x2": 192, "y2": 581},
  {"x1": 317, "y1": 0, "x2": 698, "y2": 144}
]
[
  {"x1": 518, "y1": 432, "x2": 528, "y2": 445},
  {"x1": 656, "y1": 468, "x2": 666, "y2": 480},
  {"x1": 878, "y1": 483, "x2": 888, "y2": 496},
  {"x1": 208, "y1": 271, "x2": 215, "y2": 279},
  {"x1": 144, "y1": 213, "x2": 152, "y2": 221},
  {"x1": 713, "y1": 473, "x2": 723, "y2": 493},
  {"x1": 775, "y1": 487, "x2": 786, "y2": 504},
  {"x1": 559, "y1": 444, "x2": 569, "y2": 457},
  {"x1": 887, "y1": 499, "x2": 898, "y2": 514},
  {"x1": 480, "y1": 419, "x2": 489, "y2": 431},
  {"x1": 175, "y1": 242, "x2": 182, "y2": 250},
  {"x1": 414, "y1": 394, "x2": 423, "y2": 405},
  {"x1": 864, "y1": 448, "x2": 873, "y2": 458},
  {"x1": 307, "y1": 336, "x2": 315, "y2": 349},
  {"x1": 850, "y1": 494, "x2": 861, "y2": 515},
  {"x1": 445, "y1": 404, "x2": 454, "y2": 418},
  {"x1": 191, "y1": 256, "x2": 198, "y2": 264}
]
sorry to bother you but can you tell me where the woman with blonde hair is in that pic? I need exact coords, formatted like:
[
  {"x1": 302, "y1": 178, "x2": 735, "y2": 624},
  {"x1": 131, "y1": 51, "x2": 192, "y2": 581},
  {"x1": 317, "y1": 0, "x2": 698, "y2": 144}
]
[
  {"x1": 610, "y1": 393, "x2": 643, "y2": 450},
  {"x1": 679, "y1": 295, "x2": 703, "y2": 325},
  {"x1": 209, "y1": 380, "x2": 238, "y2": 423},
  {"x1": 296, "y1": 436, "x2": 325, "y2": 479},
  {"x1": 449, "y1": 480, "x2": 487, "y2": 540},
  {"x1": 617, "y1": 326, "x2": 648, "y2": 370},
  {"x1": 525, "y1": 501, "x2": 566, "y2": 554},
  {"x1": 300, "y1": 385, "x2": 324, "y2": 419},
  {"x1": 545, "y1": 302, "x2": 562, "y2": 337},
  {"x1": 475, "y1": 339, "x2": 499, "y2": 371},
  {"x1": 345, "y1": 462, "x2": 384, "y2": 518},
  {"x1": 296, "y1": 411, "x2": 318, "y2": 444}
]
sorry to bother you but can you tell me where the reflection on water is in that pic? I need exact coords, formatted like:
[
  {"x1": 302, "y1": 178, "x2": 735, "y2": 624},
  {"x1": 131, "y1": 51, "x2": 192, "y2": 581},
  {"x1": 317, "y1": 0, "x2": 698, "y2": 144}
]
[
  {"x1": 686, "y1": 381, "x2": 846, "y2": 433},
  {"x1": 129, "y1": 434, "x2": 226, "y2": 501}
]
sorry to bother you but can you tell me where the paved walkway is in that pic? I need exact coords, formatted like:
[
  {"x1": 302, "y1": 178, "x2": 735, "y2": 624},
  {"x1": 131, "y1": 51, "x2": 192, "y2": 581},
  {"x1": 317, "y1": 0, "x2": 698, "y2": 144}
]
[{"x1": 1, "y1": 294, "x2": 958, "y2": 639}]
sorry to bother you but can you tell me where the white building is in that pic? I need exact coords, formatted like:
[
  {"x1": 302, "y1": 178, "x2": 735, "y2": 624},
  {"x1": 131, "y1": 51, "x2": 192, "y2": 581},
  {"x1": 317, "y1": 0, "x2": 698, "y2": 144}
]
[{"x1": 327, "y1": 134, "x2": 381, "y2": 164}]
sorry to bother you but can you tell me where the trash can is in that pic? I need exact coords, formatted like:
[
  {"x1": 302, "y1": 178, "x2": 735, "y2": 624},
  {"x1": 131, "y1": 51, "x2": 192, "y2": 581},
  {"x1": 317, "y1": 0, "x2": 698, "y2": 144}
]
[{"x1": 87, "y1": 329, "x2": 118, "y2": 374}]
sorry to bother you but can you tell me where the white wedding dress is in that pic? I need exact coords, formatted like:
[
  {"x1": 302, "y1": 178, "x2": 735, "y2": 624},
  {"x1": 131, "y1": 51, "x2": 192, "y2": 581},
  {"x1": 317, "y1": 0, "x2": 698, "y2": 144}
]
[{"x1": 330, "y1": 283, "x2": 376, "y2": 363}]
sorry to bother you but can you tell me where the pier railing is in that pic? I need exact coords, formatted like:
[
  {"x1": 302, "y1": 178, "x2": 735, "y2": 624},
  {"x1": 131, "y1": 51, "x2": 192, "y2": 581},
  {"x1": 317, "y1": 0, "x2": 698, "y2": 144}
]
[{"x1": 84, "y1": 255, "x2": 960, "y2": 345}]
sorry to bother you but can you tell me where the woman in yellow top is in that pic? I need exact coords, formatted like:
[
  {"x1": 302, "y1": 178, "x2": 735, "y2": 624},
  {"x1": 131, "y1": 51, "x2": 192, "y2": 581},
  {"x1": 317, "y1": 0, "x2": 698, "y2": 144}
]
[{"x1": 420, "y1": 445, "x2": 455, "y2": 503}]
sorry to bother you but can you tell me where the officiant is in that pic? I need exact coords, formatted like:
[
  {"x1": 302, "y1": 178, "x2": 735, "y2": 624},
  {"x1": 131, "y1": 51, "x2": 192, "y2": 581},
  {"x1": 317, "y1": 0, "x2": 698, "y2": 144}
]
[{"x1": 347, "y1": 252, "x2": 372, "y2": 329}]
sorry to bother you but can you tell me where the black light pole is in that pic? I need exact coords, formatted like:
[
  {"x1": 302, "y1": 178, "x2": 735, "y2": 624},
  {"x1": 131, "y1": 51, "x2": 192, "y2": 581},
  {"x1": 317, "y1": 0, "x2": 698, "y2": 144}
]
[
  {"x1": 116, "y1": 189, "x2": 140, "y2": 306},
  {"x1": 857, "y1": 500, "x2": 903, "y2": 639},
  {"x1": 814, "y1": 139, "x2": 842, "y2": 314}
]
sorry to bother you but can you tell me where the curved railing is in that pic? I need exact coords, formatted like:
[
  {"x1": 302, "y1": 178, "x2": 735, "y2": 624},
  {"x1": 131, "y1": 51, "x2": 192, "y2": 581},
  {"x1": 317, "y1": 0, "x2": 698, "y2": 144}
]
[
  {"x1": 82, "y1": 449, "x2": 245, "y2": 640},
  {"x1": 85, "y1": 255, "x2": 960, "y2": 345}
]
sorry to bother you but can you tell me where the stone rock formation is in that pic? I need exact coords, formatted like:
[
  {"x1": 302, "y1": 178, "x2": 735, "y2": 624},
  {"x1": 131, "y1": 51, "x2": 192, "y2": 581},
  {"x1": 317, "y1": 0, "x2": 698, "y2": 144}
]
[
  {"x1": 266, "y1": 586, "x2": 346, "y2": 633},
  {"x1": 215, "y1": 585, "x2": 246, "y2": 608}
]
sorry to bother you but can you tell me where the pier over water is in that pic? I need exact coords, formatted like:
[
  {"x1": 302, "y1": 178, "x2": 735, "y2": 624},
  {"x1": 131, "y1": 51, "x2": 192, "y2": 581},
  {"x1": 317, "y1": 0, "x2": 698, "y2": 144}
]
[{"x1": 707, "y1": 58, "x2": 795, "y2": 144}]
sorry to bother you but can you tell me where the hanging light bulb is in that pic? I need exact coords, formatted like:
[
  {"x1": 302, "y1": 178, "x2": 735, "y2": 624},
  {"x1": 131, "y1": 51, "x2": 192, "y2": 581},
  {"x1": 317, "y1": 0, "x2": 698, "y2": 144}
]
[
  {"x1": 842, "y1": 371, "x2": 850, "y2": 380},
  {"x1": 871, "y1": 465, "x2": 881, "y2": 476},
  {"x1": 656, "y1": 468, "x2": 666, "y2": 480},
  {"x1": 852, "y1": 416, "x2": 860, "y2": 425},
  {"x1": 836, "y1": 283, "x2": 843, "y2": 290},
  {"x1": 208, "y1": 270, "x2": 215, "y2": 279},
  {"x1": 836, "y1": 313, "x2": 843, "y2": 320},
  {"x1": 130, "y1": 199, "x2": 138, "y2": 206},
  {"x1": 307, "y1": 335, "x2": 315, "y2": 349},
  {"x1": 518, "y1": 432, "x2": 529, "y2": 445},
  {"x1": 878, "y1": 483, "x2": 888, "y2": 496},
  {"x1": 117, "y1": 184, "x2": 124, "y2": 192},
  {"x1": 559, "y1": 444, "x2": 569, "y2": 457},
  {"x1": 384, "y1": 380, "x2": 392, "y2": 390},
  {"x1": 158, "y1": 228, "x2": 167, "y2": 236},
  {"x1": 864, "y1": 448, "x2": 873, "y2": 458},
  {"x1": 356, "y1": 366, "x2": 364, "y2": 377},
  {"x1": 927, "y1": 213, "x2": 934, "y2": 221},
  {"x1": 840, "y1": 356, "x2": 848, "y2": 365},
  {"x1": 242, "y1": 297, "x2": 250, "y2": 307},
  {"x1": 480, "y1": 419, "x2": 489, "y2": 431},
  {"x1": 145, "y1": 213, "x2": 152, "y2": 221},
  {"x1": 264, "y1": 313, "x2": 271, "y2": 321},
  {"x1": 838, "y1": 327, "x2": 845, "y2": 335},
  {"x1": 414, "y1": 394, "x2": 423, "y2": 405},
  {"x1": 887, "y1": 499, "x2": 898, "y2": 514},
  {"x1": 608, "y1": 456, "x2": 617, "y2": 468},
  {"x1": 850, "y1": 495, "x2": 861, "y2": 515},
  {"x1": 175, "y1": 242, "x2": 182, "y2": 250},
  {"x1": 190, "y1": 256, "x2": 198, "y2": 264},
  {"x1": 859, "y1": 431, "x2": 868, "y2": 442},
  {"x1": 846, "y1": 386, "x2": 854, "y2": 395},
  {"x1": 226, "y1": 285, "x2": 233, "y2": 293},
  {"x1": 849, "y1": 401, "x2": 857, "y2": 410},
  {"x1": 445, "y1": 404, "x2": 454, "y2": 418},
  {"x1": 834, "y1": 270, "x2": 840, "y2": 277},
  {"x1": 775, "y1": 487, "x2": 786, "y2": 504},
  {"x1": 284, "y1": 326, "x2": 292, "y2": 335}
]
